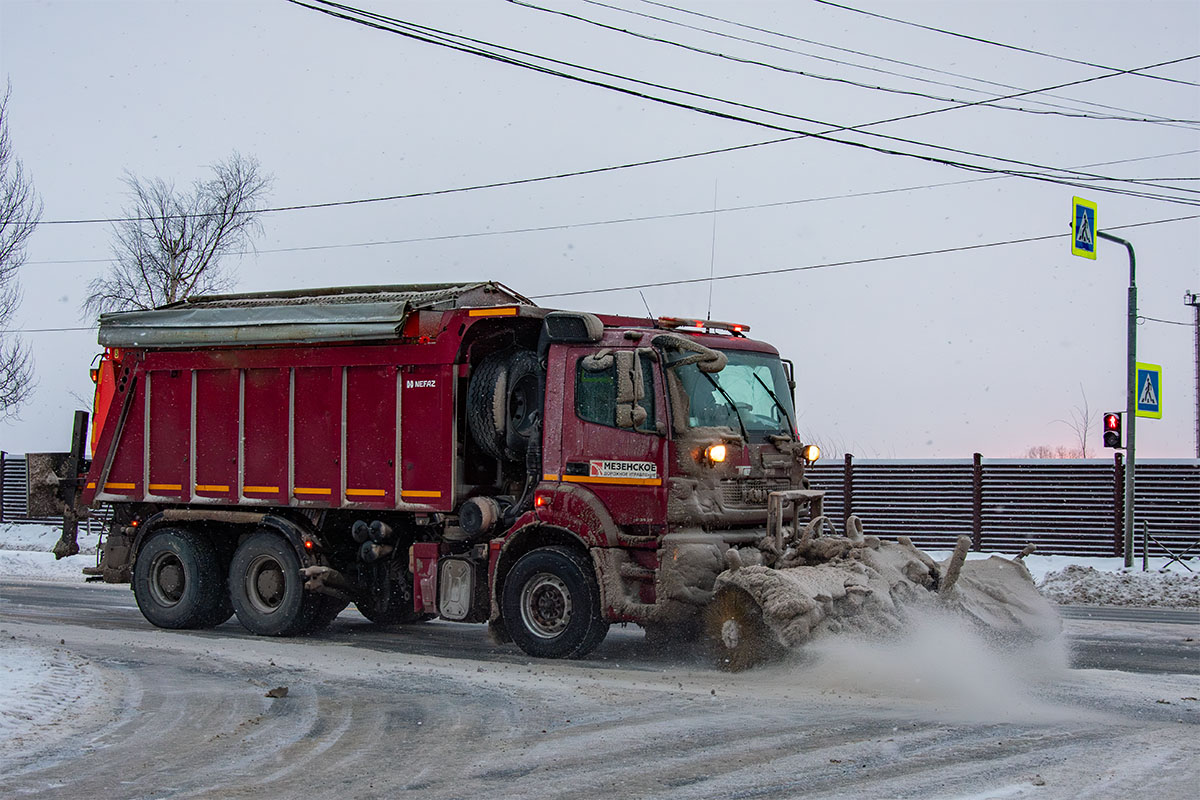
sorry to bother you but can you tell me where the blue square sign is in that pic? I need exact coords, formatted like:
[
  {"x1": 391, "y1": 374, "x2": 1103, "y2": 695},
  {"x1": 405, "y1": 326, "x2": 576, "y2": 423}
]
[
  {"x1": 1136, "y1": 362, "x2": 1162, "y2": 419},
  {"x1": 1071, "y1": 197, "x2": 1097, "y2": 259}
]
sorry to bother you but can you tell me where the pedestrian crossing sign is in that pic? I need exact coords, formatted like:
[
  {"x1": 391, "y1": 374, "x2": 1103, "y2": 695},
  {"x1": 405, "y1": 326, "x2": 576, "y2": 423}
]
[
  {"x1": 1071, "y1": 197, "x2": 1097, "y2": 259},
  {"x1": 1135, "y1": 362, "x2": 1162, "y2": 419}
]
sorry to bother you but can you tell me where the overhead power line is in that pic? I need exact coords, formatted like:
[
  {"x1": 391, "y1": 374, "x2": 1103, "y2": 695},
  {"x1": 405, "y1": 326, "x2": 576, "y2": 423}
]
[
  {"x1": 34, "y1": 1, "x2": 1200, "y2": 228},
  {"x1": 10, "y1": 214, "x2": 1197, "y2": 333},
  {"x1": 616, "y1": 0, "x2": 1198, "y2": 127},
  {"x1": 286, "y1": 0, "x2": 1200, "y2": 207},
  {"x1": 527, "y1": 213, "x2": 1200, "y2": 299},
  {"x1": 512, "y1": 0, "x2": 1200, "y2": 126},
  {"x1": 39, "y1": 135, "x2": 800, "y2": 225},
  {"x1": 29, "y1": 148, "x2": 1200, "y2": 266},
  {"x1": 812, "y1": 0, "x2": 1200, "y2": 88}
]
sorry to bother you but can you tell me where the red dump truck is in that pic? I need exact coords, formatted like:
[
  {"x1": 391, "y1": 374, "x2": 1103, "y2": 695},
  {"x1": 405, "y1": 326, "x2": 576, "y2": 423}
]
[{"x1": 33, "y1": 281, "x2": 828, "y2": 660}]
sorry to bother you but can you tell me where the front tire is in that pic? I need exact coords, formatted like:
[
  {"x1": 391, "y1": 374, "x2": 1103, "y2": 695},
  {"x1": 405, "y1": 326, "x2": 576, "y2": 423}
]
[
  {"x1": 133, "y1": 528, "x2": 231, "y2": 630},
  {"x1": 229, "y1": 532, "x2": 316, "y2": 636},
  {"x1": 502, "y1": 546, "x2": 608, "y2": 659}
]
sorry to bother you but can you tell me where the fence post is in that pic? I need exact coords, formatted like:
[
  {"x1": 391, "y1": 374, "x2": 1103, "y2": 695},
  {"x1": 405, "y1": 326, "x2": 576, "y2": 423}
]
[
  {"x1": 842, "y1": 453, "x2": 854, "y2": 531},
  {"x1": 1113, "y1": 452, "x2": 1125, "y2": 557},
  {"x1": 971, "y1": 452, "x2": 983, "y2": 551}
]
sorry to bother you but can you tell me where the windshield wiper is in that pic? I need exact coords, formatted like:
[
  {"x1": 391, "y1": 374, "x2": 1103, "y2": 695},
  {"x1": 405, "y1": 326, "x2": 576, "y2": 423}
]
[
  {"x1": 752, "y1": 373, "x2": 795, "y2": 437},
  {"x1": 700, "y1": 371, "x2": 749, "y2": 442}
]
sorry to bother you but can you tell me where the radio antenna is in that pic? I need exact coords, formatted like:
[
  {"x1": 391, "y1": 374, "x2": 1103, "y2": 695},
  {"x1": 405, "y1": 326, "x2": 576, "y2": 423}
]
[{"x1": 638, "y1": 290, "x2": 654, "y2": 319}]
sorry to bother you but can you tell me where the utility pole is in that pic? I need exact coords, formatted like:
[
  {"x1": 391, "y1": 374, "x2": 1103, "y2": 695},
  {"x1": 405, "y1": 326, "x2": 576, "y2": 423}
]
[
  {"x1": 1187, "y1": 290, "x2": 1199, "y2": 458},
  {"x1": 1097, "y1": 230, "x2": 1136, "y2": 568}
]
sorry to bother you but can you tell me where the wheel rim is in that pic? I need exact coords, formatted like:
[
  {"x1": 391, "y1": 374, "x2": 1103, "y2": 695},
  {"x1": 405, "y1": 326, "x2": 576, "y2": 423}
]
[
  {"x1": 519, "y1": 572, "x2": 572, "y2": 639},
  {"x1": 508, "y1": 373, "x2": 538, "y2": 436},
  {"x1": 148, "y1": 552, "x2": 185, "y2": 607},
  {"x1": 244, "y1": 554, "x2": 287, "y2": 615}
]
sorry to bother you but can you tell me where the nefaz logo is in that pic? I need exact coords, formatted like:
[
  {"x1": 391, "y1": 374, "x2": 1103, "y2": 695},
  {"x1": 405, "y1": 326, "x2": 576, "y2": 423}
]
[
  {"x1": 405, "y1": 379, "x2": 436, "y2": 389},
  {"x1": 589, "y1": 460, "x2": 658, "y2": 479}
]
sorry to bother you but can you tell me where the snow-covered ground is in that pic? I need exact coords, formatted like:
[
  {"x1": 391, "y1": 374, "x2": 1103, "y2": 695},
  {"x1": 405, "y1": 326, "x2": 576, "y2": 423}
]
[{"x1": 1, "y1": 522, "x2": 1196, "y2": 797}]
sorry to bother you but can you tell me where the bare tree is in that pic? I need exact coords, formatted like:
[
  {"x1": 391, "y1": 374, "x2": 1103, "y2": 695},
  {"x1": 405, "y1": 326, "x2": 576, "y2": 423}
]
[
  {"x1": 83, "y1": 153, "x2": 270, "y2": 315},
  {"x1": 0, "y1": 86, "x2": 41, "y2": 417},
  {"x1": 1053, "y1": 384, "x2": 1096, "y2": 458},
  {"x1": 1023, "y1": 444, "x2": 1083, "y2": 459}
]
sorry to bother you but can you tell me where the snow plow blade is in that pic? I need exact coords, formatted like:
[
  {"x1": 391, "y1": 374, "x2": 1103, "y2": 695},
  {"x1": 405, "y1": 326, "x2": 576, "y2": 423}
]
[{"x1": 704, "y1": 517, "x2": 1061, "y2": 671}]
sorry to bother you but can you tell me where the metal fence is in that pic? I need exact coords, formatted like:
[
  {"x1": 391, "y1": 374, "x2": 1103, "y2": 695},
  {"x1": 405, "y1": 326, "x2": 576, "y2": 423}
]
[
  {"x1": 1, "y1": 452, "x2": 110, "y2": 534},
  {"x1": 2, "y1": 450, "x2": 1197, "y2": 559},
  {"x1": 807, "y1": 454, "x2": 1199, "y2": 558}
]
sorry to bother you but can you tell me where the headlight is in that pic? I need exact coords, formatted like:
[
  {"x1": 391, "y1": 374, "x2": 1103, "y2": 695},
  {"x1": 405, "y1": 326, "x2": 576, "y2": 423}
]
[
  {"x1": 801, "y1": 444, "x2": 820, "y2": 463},
  {"x1": 705, "y1": 443, "x2": 728, "y2": 464}
]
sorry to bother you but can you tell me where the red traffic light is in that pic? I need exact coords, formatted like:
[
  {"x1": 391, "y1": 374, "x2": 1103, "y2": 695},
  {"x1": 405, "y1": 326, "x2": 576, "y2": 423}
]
[{"x1": 1102, "y1": 412, "x2": 1122, "y2": 448}]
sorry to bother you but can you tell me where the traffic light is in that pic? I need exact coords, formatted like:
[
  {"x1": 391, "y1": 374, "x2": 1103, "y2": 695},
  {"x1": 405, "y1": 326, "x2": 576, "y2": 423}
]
[{"x1": 1102, "y1": 412, "x2": 1122, "y2": 448}]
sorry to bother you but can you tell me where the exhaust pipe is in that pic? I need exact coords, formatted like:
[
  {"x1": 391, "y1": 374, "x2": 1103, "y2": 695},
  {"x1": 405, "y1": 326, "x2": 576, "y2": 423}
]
[
  {"x1": 369, "y1": 520, "x2": 394, "y2": 543},
  {"x1": 359, "y1": 541, "x2": 394, "y2": 563}
]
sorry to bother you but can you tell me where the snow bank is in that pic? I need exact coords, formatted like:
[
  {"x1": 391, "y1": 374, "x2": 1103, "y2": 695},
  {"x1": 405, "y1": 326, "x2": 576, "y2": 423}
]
[
  {"x1": 0, "y1": 522, "x2": 95, "y2": 554},
  {"x1": 1039, "y1": 565, "x2": 1200, "y2": 609},
  {"x1": 0, "y1": 523, "x2": 98, "y2": 581},
  {"x1": 926, "y1": 550, "x2": 1198, "y2": 609}
]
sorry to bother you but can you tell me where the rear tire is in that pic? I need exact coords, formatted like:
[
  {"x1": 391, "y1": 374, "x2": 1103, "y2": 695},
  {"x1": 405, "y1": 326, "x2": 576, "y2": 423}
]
[
  {"x1": 133, "y1": 528, "x2": 230, "y2": 630},
  {"x1": 229, "y1": 532, "x2": 316, "y2": 636},
  {"x1": 502, "y1": 546, "x2": 608, "y2": 659}
]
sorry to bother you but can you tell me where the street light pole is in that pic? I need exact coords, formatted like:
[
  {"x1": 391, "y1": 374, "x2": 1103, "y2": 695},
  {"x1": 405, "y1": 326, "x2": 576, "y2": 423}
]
[
  {"x1": 1098, "y1": 230, "x2": 1136, "y2": 568},
  {"x1": 1186, "y1": 290, "x2": 1199, "y2": 459}
]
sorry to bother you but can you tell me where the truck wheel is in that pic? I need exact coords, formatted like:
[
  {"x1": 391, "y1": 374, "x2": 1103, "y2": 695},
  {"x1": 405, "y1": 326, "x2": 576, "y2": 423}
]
[
  {"x1": 305, "y1": 596, "x2": 350, "y2": 633},
  {"x1": 467, "y1": 348, "x2": 540, "y2": 462},
  {"x1": 229, "y1": 532, "x2": 316, "y2": 636},
  {"x1": 502, "y1": 546, "x2": 608, "y2": 659},
  {"x1": 133, "y1": 528, "x2": 230, "y2": 630},
  {"x1": 704, "y1": 587, "x2": 783, "y2": 672}
]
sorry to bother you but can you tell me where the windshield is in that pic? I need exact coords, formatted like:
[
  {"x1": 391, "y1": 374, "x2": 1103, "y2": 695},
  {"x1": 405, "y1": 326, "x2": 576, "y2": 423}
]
[{"x1": 670, "y1": 349, "x2": 796, "y2": 441}]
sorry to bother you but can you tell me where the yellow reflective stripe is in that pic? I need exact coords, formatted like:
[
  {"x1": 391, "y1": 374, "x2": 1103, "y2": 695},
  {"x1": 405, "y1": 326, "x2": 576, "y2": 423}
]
[
  {"x1": 104, "y1": 482, "x2": 136, "y2": 491},
  {"x1": 346, "y1": 488, "x2": 386, "y2": 497},
  {"x1": 243, "y1": 485, "x2": 279, "y2": 493},
  {"x1": 561, "y1": 475, "x2": 662, "y2": 487},
  {"x1": 195, "y1": 484, "x2": 229, "y2": 492},
  {"x1": 293, "y1": 487, "x2": 331, "y2": 495},
  {"x1": 86, "y1": 482, "x2": 96, "y2": 489},
  {"x1": 148, "y1": 483, "x2": 182, "y2": 492},
  {"x1": 401, "y1": 490, "x2": 441, "y2": 498},
  {"x1": 542, "y1": 473, "x2": 560, "y2": 481},
  {"x1": 467, "y1": 307, "x2": 517, "y2": 317}
]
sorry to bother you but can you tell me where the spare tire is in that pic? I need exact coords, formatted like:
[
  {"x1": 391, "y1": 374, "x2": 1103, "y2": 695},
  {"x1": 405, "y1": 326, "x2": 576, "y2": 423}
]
[{"x1": 468, "y1": 348, "x2": 541, "y2": 462}]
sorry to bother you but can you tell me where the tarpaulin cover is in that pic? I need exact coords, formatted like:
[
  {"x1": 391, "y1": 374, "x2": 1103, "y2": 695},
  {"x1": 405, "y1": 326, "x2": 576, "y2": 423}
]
[{"x1": 96, "y1": 282, "x2": 533, "y2": 348}]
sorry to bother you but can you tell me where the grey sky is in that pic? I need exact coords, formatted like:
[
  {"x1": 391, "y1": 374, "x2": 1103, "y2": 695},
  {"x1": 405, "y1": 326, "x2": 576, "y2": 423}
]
[{"x1": 1, "y1": 0, "x2": 1197, "y2": 458}]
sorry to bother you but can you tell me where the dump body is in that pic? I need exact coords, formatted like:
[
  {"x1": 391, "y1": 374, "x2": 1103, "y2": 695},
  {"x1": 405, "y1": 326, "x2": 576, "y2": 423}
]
[{"x1": 84, "y1": 284, "x2": 539, "y2": 514}]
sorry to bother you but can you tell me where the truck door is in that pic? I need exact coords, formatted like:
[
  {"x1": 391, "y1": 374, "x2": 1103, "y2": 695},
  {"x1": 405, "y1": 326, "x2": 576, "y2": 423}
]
[{"x1": 548, "y1": 346, "x2": 667, "y2": 529}]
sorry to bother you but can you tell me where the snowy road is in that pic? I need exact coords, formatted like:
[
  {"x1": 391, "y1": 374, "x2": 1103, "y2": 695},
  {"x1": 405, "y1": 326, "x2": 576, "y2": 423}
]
[{"x1": 1, "y1": 579, "x2": 1198, "y2": 799}]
